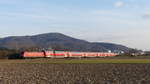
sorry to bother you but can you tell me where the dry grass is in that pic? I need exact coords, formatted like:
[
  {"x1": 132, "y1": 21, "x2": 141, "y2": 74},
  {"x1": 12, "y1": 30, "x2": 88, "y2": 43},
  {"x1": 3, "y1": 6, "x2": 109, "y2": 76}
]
[{"x1": 1, "y1": 58, "x2": 150, "y2": 64}]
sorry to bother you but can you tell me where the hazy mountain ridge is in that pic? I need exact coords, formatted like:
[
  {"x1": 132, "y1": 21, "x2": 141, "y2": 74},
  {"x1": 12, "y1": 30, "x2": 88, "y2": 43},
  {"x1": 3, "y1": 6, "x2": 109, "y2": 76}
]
[{"x1": 0, "y1": 33, "x2": 130, "y2": 52}]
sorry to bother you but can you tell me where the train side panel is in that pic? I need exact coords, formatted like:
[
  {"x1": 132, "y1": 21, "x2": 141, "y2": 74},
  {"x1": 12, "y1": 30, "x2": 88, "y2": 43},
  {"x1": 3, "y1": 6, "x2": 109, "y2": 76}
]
[{"x1": 23, "y1": 52, "x2": 45, "y2": 58}]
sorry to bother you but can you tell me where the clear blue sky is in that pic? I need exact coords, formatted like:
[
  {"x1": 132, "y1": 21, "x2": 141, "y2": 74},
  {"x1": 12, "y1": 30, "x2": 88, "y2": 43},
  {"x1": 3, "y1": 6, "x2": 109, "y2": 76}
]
[{"x1": 0, "y1": 0, "x2": 150, "y2": 50}]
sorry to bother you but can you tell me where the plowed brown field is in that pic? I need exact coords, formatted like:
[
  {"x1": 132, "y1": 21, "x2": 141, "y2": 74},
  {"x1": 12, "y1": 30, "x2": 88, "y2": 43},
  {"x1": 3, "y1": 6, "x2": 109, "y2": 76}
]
[{"x1": 0, "y1": 59, "x2": 149, "y2": 84}]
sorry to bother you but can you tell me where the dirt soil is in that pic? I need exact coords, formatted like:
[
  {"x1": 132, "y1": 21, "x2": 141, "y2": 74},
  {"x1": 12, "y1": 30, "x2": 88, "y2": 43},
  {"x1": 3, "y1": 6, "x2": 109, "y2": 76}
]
[{"x1": 0, "y1": 63, "x2": 149, "y2": 84}]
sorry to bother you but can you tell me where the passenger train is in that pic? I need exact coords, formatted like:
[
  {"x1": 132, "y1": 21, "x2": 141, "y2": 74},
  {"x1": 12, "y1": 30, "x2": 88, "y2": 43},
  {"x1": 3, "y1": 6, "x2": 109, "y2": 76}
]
[{"x1": 22, "y1": 51, "x2": 118, "y2": 58}]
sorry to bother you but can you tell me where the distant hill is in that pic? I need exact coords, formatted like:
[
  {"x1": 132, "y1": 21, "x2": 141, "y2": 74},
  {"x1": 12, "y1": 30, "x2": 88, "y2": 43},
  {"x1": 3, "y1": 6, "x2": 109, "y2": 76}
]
[{"x1": 0, "y1": 33, "x2": 130, "y2": 52}]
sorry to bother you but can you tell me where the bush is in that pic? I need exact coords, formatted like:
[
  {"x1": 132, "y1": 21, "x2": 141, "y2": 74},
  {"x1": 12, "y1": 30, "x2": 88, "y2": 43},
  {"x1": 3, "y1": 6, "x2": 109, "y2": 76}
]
[{"x1": 0, "y1": 49, "x2": 22, "y2": 59}]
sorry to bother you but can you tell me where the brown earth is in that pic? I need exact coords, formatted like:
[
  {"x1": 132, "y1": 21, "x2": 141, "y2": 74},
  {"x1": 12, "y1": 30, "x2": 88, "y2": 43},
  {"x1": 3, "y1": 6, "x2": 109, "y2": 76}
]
[{"x1": 0, "y1": 63, "x2": 149, "y2": 84}]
